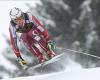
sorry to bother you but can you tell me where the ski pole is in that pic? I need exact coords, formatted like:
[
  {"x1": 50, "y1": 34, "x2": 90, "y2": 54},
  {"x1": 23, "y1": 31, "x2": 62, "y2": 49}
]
[{"x1": 56, "y1": 46, "x2": 100, "y2": 60}]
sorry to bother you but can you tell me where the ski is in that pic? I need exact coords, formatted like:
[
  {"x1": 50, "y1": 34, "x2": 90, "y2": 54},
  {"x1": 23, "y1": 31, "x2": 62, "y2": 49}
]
[{"x1": 27, "y1": 53, "x2": 64, "y2": 70}]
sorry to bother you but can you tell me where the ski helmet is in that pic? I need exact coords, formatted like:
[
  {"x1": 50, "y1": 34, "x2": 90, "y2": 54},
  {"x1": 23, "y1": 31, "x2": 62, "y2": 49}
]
[{"x1": 9, "y1": 7, "x2": 23, "y2": 20}]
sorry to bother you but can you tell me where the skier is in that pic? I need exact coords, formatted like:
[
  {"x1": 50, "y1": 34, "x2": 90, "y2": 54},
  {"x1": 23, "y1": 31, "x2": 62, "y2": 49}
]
[{"x1": 9, "y1": 7, "x2": 55, "y2": 68}]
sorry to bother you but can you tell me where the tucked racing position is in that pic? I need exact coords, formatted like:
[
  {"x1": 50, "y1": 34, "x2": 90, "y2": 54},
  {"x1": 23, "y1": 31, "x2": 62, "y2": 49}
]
[{"x1": 9, "y1": 7, "x2": 55, "y2": 68}]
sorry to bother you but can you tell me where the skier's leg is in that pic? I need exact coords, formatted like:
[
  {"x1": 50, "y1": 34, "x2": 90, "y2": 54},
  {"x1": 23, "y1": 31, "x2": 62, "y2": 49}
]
[
  {"x1": 20, "y1": 33, "x2": 45, "y2": 63},
  {"x1": 28, "y1": 42, "x2": 46, "y2": 63},
  {"x1": 38, "y1": 39, "x2": 55, "y2": 59}
]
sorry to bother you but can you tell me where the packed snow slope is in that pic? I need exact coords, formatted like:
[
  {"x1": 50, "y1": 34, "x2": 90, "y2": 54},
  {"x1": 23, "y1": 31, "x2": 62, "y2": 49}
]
[{"x1": 2, "y1": 67, "x2": 100, "y2": 80}]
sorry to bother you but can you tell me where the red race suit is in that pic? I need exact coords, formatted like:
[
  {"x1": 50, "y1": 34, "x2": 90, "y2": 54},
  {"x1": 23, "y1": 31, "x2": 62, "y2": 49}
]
[{"x1": 9, "y1": 12, "x2": 55, "y2": 62}]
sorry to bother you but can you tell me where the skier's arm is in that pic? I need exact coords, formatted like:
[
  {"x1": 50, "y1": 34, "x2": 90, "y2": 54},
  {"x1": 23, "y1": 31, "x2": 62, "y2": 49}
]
[
  {"x1": 32, "y1": 15, "x2": 50, "y2": 41},
  {"x1": 28, "y1": 12, "x2": 50, "y2": 41},
  {"x1": 9, "y1": 25, "x2": 21, "y2": 57},
  {"x1": 32, "y1": 16, "x2": 56, "y2": 50}
]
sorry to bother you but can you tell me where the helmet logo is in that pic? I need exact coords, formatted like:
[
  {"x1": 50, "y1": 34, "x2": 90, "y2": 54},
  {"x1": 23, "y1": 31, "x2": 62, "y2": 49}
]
[{"x1": 9, "y1": 7, "x2": 23, "y2": 20}]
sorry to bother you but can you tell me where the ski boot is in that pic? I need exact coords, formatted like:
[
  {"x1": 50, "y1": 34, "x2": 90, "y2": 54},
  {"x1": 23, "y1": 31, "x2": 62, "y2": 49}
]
[
  {"x1": 17, "y1": 56, "x2": 28, "y2": 70},
  {"x1": 47, "y1": 51, "x2": 56, "y2": 60},
  {"x1": 38, "y1": 55, "x2": 46, "y2": 63}
]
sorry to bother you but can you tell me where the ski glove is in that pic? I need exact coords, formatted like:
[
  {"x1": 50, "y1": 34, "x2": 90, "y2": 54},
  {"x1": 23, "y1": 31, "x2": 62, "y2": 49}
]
[
  {"x1": 17, "y1": 56, "x2": 28, "y2": 69},
  {"x1": 47, "y1": 40, "x2": 56, "y2": 50},
  {"x1": 17, "y1": 56, "x2": 27, "y2": 65}
]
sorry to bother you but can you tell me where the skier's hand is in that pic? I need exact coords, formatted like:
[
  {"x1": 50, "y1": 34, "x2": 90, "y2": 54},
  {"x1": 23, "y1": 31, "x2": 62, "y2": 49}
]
[
  {"x1": 17, "y1": 56, "x2": 27, "y2": 65},
  {"x1": 47, "y1": 40, "x2": 56, "y2": 50},
  {"x1": 17, "y1": 56, "x2": 28, "y2": 69}
]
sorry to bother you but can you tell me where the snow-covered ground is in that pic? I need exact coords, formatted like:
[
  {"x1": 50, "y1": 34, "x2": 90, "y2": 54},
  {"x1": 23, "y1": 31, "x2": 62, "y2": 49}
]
[{"x1": 2, "y1": 67, "x2": 100, "y2": 80}]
